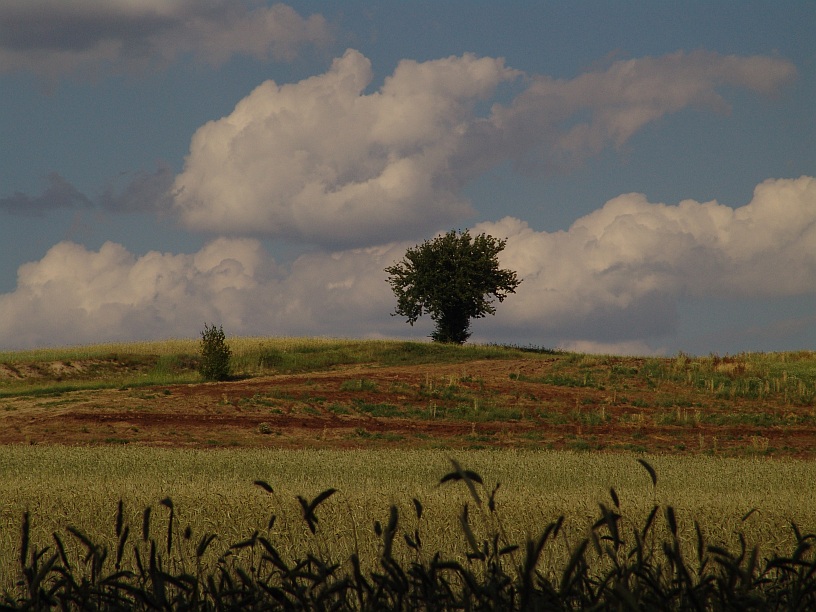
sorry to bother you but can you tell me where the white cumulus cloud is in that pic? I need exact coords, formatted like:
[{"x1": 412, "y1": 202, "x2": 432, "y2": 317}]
[
  {"x1": 173, "y1": 49, "x2": 517, "y2": 246},
  {"x1": 0, "y1": 238, "x2": 271, "y2": 347},
  {"x1": 474, "y1": 176, "x2": 816, "y2": 347},
  {"x1": 0, "y1": 236, "x2": 404, "y2": 349},
  {"x1": 1, "y1": 176, "x2": 814, "y2": 352},
  {"x1": 173, "y1": 49, "x2": 795, "y2": 248},
  {"x1": 0, "y1": 1, "x2": 332, "y2": 78}
]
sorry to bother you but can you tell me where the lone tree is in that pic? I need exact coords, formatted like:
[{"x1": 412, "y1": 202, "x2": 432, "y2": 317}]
[{"x1": 385, "y1": 229, "x2": 521, "y2": 344}]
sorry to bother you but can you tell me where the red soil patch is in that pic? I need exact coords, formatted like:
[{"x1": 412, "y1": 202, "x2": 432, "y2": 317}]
[{"x1": 2, "y1": 359, "x2": 815, "y2": 458}]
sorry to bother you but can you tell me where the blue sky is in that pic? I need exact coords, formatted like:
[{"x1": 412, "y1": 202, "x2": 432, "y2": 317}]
[{"x1": 0, "y1": 1, "x2": 814, "y2": 354}]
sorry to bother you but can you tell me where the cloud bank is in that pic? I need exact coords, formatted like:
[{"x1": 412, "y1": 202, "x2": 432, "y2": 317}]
[
  {"x1": 173, "y1": 49, "x2": 517, "y2": 246},
  {"x1": 0, "y1": 236, "x2": 407, "y2": 349},
  {"x1": 2, "y1": 176, "x2": 814, "y2": 351},
  {"x1": 172, "y1": 49, "x2": 795, "y2": 247},
  {"x1": 476, "y1": 176, "x2": 816, "y2": 348},
  {"x1": 0, "y1": 1, "x2": 332, "y2": 78}
]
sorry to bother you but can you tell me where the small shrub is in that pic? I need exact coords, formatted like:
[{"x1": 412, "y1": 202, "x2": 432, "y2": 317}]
[
  {"x1": 199, "y1": 323, "x2": 231, "y2": 381},
  {"x1": 257, "y1": 422, "x2": 273, "y2": 435}
]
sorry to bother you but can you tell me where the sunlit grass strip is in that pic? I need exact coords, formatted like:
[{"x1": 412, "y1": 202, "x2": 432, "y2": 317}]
[
  {"x1": 234, "y1": 336, "x2": 536, "y2": 373},
  {"x1": 1, "y1": 447, "x2": 815, "y2": 592},
  {"x1": 0, "y1": 337, "x2": 535, "y2": 401},
  {"x1": 0, "y1": 336, "x2": 343, "y2": 363},
  {"x1": 0, "y1": 339, "x2": 200, "y2": 363},
  {"x1": 0, "y1": 336, "x2": 526, "y2": 364}
]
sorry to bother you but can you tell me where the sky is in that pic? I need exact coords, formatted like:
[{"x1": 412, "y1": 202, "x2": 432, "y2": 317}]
[{"x1": 0, "y1": 1, "x2": 814, "y2": 355}]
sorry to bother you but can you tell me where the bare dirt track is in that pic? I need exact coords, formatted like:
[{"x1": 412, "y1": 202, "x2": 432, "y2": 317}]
[{"x1": 2, "y1": 357, "x2": 816, "y2": 458}]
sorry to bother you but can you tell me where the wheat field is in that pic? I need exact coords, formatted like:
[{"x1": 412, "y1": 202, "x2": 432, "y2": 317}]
[{"x1": 1, "y1": 446, "x2": 814, "y2": 591}]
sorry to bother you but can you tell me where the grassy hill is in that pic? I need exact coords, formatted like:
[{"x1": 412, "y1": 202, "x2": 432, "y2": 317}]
[{"x1": 1, "y1": 337, "x2": 816, "y2": 456}]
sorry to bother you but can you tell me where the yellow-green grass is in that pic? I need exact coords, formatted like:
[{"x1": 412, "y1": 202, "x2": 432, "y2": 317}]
[
  {"x1": 0, "y1": 339, "x2": 198, "y2": 363},
  {"x1": 0, "y1": 336, "x2": 529, "y2": 365},
  {"x1": 1, "y1": 447, "x2": 814, "y2": 591},
  {"x1": 515, "y1": 349, "x2": 816, "y2": 406},
  {"x1": 5, "y1": 336, "x2": 816, "y2": 406},
  {"x1": 0, "y1": 337, "x2": 543, "y2": 398},
  {"x1": 635, "y1": 350, "x2": 816, "y2": 403}
]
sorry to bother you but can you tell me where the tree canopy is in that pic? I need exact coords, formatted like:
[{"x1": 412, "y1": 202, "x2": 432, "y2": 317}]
[{"x1": 385, "y1": 230, "x2": 521, "y2": 343}]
